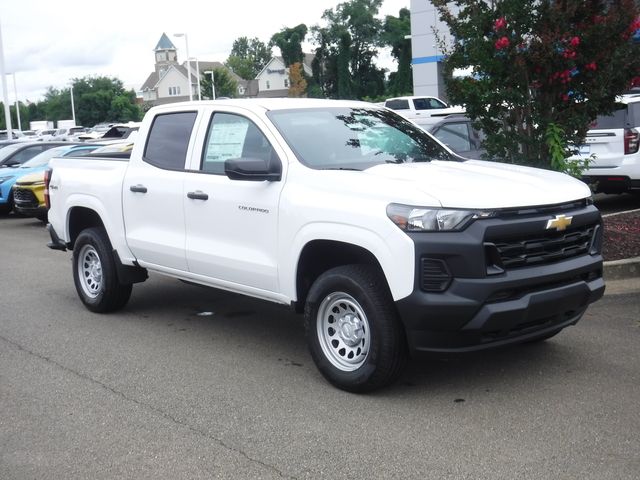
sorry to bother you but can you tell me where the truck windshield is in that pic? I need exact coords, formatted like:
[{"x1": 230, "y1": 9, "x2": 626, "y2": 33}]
[{"x1": 267, "y1": 107, "x2": 453, "y2": 170}]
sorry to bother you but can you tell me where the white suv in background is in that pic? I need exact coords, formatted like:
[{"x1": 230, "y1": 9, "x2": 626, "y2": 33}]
[
  {"x1": 384, "y1": 96, "x2": 465, "y2": 130},
  {"x1": 577, "y1": 96, "x2": 640, "y2": 194}
]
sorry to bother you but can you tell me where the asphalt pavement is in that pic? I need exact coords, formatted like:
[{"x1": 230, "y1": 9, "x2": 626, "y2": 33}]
[{"x1": 1, "y1": 216, "x2": 639, "y2": 479}]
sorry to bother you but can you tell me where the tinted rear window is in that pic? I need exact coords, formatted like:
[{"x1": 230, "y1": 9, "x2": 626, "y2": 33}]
[
  {"x1": 144, "y1": 112, "x2": 197, "y2": 170},
  {"x1": 591, "y1": 102, "x2": 640, "y2": 129},
  {"x1": 385, "y1": 99, "x2": 410, "y2": 110}
]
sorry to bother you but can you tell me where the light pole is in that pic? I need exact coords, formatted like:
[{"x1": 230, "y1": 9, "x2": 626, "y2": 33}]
[
  {"x1": 204, "y1": 70, "x2": 216, "y2": 100},
  {"x1": 70, "y1": 84, "x2": 76, "y2": 125},
  {"x1": 11, "y1": 73, "x2": 21, "y2": 131},
  {"x1": 190, "y1": 57, "x2": 201, "y2": 101},
  {"x1": 174, "y1": 33, "x2": 192, "y2": 101},
  {"x1": 0, "y1": 21, "x2": 12, "y2": 139}
]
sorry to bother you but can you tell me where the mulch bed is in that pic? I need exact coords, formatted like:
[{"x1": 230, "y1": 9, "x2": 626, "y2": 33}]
[{"x1": 602, "y1": 210, "x2": 640, "y2": 261}]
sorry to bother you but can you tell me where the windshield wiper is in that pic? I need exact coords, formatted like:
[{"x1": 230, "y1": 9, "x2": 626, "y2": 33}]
[{"x1": 320, "y1": 167, "x2": 362, "y2": 171}]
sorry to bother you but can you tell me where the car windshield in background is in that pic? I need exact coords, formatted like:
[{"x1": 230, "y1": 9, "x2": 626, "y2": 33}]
[
  {"x1": 21, "y1": 147, "x2": 69, "y2": 168},
  {"x1": 267, "y1": 107, "x2": 452, "y2": 170}
]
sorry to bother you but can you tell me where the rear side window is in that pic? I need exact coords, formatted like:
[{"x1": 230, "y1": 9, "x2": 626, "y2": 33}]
[
  {"x1": 144, "y1": 112, "x2": 197, "y2": 170},
  {"x1": 385, "y1": 99, "x2": 410, "y2": 110},
  {"x1": 592, "y1": 105, "x2": 628, "y2": 129}
]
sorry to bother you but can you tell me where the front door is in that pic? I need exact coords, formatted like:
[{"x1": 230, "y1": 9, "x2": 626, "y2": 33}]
[{"x1": 183, "y1": 109, "x2": 285, "y2": 293}]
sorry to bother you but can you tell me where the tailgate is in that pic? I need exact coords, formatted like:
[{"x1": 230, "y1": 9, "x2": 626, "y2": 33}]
[{"x1": 583, "y1": 128, "x2": 625, "y2": 168}]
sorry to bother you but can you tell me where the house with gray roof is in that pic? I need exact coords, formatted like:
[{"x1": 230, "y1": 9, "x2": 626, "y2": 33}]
[
  {"x1": 255, "y1": 54, "x2": 314, "y2": 98},
  {"x1": 140, "y1": 33, "x2": 258, "y2": 106}
]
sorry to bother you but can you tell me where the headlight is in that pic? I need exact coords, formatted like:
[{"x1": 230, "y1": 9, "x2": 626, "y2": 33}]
[
  {"x1": 0, "y1": 176, "x2": 16, "y2": 185},
  {"x1": 387, "y1": 203, "x2": 495, "y2": 232}
]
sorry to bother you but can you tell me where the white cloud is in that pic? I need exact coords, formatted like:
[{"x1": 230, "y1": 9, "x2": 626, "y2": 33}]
[{"x1": 1, "y1": 0, "x2": 409, "y2": 101}]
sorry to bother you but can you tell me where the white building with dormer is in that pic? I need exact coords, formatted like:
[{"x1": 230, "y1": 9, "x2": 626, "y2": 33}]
[
  {"x1": 255, "y1": 54, "x2": 314, "y2": 98},
  {"x1": 140, "y1": 33, "x2": 258, "y2": 105}
]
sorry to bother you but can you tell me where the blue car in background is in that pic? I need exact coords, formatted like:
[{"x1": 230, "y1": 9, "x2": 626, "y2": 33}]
[{"x1": 0, "y1": 144, "x2": 102, "y2": 214}]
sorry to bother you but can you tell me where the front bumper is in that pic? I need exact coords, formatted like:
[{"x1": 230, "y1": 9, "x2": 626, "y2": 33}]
[{"x1": 395, "y1": 201, "x2": 605, "y2": 353}]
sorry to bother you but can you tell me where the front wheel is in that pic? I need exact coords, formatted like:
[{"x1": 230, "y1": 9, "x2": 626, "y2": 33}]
[
  {"x1": 72, "y1": 227, "x2": 132, "y2": 313},
  {"x1": 304, "y1": 265, "x2": 408, "y2": 392}
]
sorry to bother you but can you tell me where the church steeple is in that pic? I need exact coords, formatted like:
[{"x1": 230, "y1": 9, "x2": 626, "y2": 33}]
[{"x1": 154, "y1": 33, "x2": 178, "y2": 76}]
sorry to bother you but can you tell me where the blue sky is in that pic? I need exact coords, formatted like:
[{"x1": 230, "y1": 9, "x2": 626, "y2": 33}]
[{"x1": 0, "y1": 0, "x2": 409, "y2": 102}]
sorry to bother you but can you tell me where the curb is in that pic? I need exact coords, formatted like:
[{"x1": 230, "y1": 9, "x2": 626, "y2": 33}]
[{"x1": 603, "y1": 256, "x2": 640, "y2": 280}]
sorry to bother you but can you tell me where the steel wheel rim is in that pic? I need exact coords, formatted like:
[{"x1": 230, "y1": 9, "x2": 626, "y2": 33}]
[
  {"x1": 316, "y1": 292, "x2": 370, "y2": 371},
  {"x1": 78, "y1": 244, "x2": 103, "y2": 299}
]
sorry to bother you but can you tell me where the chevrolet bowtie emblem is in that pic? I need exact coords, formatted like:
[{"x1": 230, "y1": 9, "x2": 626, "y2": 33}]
[{"x1": 546, "y1": 214, "x2": 573, "y2": 231}]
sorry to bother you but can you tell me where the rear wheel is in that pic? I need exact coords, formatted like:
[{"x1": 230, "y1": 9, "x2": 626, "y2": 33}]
[
  {"x1": 72, "y1": 227, "x2": 132, "y2": 313},
  {"x1": 304, "y1": 265, "x2": 407, "y2": 392}
]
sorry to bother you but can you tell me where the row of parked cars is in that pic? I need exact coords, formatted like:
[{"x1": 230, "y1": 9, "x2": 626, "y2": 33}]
[
  {"x1": 385, "y1": 94, "x2": 640, "y2": 195},
  {"x1": 0, "y1": 128, "x2": 137, "y2": 221}
]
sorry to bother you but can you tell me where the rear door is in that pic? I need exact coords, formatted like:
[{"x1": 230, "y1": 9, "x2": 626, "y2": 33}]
[{"x1": 123, "y1": 110, "x2": 199, "y2": 271}]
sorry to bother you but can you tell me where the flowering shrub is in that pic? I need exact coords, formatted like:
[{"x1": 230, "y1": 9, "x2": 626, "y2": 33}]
[{"x1": 432, "y1": 0, "x2": 640, "y2": 174}]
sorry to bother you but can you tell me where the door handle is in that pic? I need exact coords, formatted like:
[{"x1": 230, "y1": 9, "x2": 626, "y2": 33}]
[
  {"x1": 187, "y1": 190, "x2": 209, "y2": 201},
  {"x1": 129, "y1": 184, "x2": 147, "y2": 193}
]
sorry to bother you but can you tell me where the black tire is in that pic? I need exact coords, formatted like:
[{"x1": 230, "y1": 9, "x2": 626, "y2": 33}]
[
  {"x1": 0, "y1": 192, "x2": 13, "y2": 214},
  {"x1": 304, "y1": 264, "x2": 408, "y2": 392},
  {"x1": 72, "y1": 227, "x2": 132, "y2": 313}
]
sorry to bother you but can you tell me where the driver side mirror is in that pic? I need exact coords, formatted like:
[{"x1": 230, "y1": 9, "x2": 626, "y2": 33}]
[{"x1": 224, "y1": 157, "x2": 282, "y2": 182}]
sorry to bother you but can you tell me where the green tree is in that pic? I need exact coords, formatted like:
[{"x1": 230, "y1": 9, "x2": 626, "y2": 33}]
[
  {"x1": 225, "y1": 37, "x2": 272, "y2": 80},
  {"x1": 271, "y1": 24, "x2": 308, "y2": 66},
  {"x1": 70, "y1": 76, "x2": 141, "y2": 126},
  {"x1": 200, "y1": 67, "x2": 239, "y2": 99},
  {"x1": 432, "y1": 0, "x2": 640, "y2": 173},
  {"x1": 382, "y1": 7, "x2": 413, "y2": 96},
  {"x1": 311, "y1": 0, "x2": 386, "y2": 99}
]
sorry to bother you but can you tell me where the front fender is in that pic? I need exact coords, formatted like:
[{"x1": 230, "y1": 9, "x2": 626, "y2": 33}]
[{"x1": 282, "y1": 221, "x2": 415, "y2": 302}]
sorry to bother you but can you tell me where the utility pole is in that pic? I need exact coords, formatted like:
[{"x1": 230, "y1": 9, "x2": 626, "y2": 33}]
[{"x1": 0, "y1": 21, "x2": 13, "y2": 138}]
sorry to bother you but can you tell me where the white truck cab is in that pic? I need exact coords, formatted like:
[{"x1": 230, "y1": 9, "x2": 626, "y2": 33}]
[{"x1": 46, "y1": 99, "x2": 605, "y2": 392}]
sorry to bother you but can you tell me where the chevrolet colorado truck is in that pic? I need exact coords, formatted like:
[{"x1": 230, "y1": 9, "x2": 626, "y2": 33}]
[{"x1": 46, "y1": 99, "x2": 605, "y2": 392}]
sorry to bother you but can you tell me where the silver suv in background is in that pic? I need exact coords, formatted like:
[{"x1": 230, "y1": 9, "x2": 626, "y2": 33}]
[{"x1": 575, "y1": 96, "x2": 640, "y2": 194}]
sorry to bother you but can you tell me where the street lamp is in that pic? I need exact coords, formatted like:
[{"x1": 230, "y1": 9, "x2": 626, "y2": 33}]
[
  {"x1": 204, "y1": 70, "x2": 216, "y2": 100},
  {"x1": 174, "y1": 33, "x2": 193, "y2": 101},
  {"x1": 190, "y1": 57, "x2": 201, "y2": 101},
  {"x1": 11, "y1": 73, "x2": 21, "y2": 131},
  {"x1": 0, "y1": 21, "x2": 13, "y2": 139},
  {"x1": 70, "y1": 83, "x2": 76, "y2": 125}
]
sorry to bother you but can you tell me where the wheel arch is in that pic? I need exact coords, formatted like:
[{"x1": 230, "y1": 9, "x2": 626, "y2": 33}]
[{"x1": 294, "y1": 239, "x2": 389, "y2": 313}]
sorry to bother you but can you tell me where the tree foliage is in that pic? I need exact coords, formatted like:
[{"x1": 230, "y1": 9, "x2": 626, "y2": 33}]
[
  {"x1": 382, "y1": 7, "x2": 413, "y2": 96},
  {"x1": 288, "y1": 62, "x2": 308, "y2": 97},
  {"x1": 432, "y1": 0, "x2": 640, "y2": 173},
  {"x1": 2, "y1": 76, "x2": 140, "y2": 129},
  {"x1": 271, "y1": 24, "x2": 308, "y2": 66},
  {"x1": 311, "y1": 0, "x2": 386, "y2": 99},
  {"x1": 200, "y1": 67, "x2": 239, "y2": 99},
  {"x1": 225, "y1": 37, "x2": 272, "y2": 80}
]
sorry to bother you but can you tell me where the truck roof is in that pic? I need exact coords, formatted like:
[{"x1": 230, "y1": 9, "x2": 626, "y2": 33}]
[{"x1": 148, "y1": 98, "x2": 378, "y2": 115}]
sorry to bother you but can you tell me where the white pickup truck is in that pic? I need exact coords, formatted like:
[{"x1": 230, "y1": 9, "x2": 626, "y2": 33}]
[{"x1": 46, "y1": 99, "x2": 605, "y2": 392}]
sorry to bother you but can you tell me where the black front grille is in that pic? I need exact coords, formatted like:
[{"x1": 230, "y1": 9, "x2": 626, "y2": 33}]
[
  {"x1": 490, "y1": 225, "x2": 596, "y2": 269},
  {"x1": 13, "y1": 188, "x2": 38, "y2": 207}
]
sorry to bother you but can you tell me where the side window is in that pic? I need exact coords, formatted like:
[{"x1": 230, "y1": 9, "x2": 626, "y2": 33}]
[
  {"x1": 413, "y1": 98, "x2": 447, "y2": 110},
  {"x1": 201, "y1": 113, "x2": 276, "y2": 175},
  {"x1": 144, "y1": 111, "x2": 197, "y2": 170},
  {"x1": 385, "y1": 99, "x2": 410, "y2": 110},
  {"x1": 12, "y1": 146, "x2": 45, "y2": 164},
  {"x1": 433, "y1": 123, "x2": 472, "y2": 152}
]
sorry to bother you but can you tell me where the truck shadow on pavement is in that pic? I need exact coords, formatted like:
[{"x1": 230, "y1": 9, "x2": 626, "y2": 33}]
[{"x1": 120, "y1": 275, "x2": 587, "y2": 397}]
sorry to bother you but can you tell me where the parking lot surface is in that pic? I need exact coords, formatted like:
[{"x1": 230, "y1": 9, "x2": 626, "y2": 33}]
[{"x1": 1, "y1": 215, "x2": 639, "y2": 479}]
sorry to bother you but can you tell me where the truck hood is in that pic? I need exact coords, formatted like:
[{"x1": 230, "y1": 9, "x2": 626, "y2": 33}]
[{"x1": 365, "y1": 160, "x2": 591, "y2": 209}]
